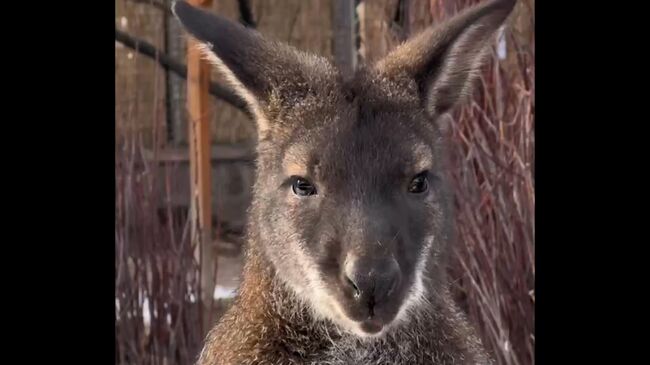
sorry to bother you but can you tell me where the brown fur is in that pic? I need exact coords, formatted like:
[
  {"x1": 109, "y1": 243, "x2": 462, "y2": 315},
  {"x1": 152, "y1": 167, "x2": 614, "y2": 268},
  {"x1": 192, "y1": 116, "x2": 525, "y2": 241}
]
[
  {"x1": 198, "y1": 241, "x2": 492, "y2": 364},
  {"x1": 172, "y1": 0, "x2": 516, "y2": 363}
]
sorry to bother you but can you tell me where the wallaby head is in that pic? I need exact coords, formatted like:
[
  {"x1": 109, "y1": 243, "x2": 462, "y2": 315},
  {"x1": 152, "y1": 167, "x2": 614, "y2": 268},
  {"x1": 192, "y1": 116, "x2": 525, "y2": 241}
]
[{"x1": 173, "y1": 0, "x2": 514, "y2": 339}]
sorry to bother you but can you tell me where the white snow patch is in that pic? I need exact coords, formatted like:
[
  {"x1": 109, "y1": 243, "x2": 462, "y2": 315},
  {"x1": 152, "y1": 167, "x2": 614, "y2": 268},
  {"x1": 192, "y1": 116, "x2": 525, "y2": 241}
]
[{"x1": 214, "y1": 285, "x2": 237, "y2": 300}]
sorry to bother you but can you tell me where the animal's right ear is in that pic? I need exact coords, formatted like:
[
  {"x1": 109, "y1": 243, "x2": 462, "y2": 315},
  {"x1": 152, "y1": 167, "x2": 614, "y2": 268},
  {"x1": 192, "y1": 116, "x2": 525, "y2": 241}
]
[
  {"x1": 374, "y1": 0, "x2": 516, "y2": 119},
  {"x1": 172, "y1": 0, "x2": 333, "y2": 138}
]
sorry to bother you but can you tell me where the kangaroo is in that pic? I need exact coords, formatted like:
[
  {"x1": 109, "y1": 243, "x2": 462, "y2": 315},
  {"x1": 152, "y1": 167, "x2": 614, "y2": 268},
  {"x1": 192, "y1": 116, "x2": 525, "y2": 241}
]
[{"x1": 173, "y1": 0, "x2": 516, "y2": 363}]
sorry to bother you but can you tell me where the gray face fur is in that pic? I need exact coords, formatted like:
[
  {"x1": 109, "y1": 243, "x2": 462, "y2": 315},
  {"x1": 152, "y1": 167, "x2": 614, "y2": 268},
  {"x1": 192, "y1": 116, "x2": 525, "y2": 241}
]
[{"x1": 173, "y1": 0, "x2": 515, "y2": 338}]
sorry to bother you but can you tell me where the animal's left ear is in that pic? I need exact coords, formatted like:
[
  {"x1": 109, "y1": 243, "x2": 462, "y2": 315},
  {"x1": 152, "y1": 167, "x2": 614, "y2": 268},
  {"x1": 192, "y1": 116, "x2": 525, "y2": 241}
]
[
  {"x1": 374, "y1": 0, "x2": 516, "y2": 117},
  {"x1": 171, "y1": 0, "x2": 335, "y2": 139}
]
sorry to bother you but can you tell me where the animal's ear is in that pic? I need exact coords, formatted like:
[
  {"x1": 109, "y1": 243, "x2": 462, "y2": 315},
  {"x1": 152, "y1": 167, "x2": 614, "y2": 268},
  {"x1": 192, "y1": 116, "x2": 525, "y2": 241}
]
[
  {"x1": 374, "y1": 0, "x2": 516, "y2": 118},
  {"x1": 172, "y1": 0, "x2": 334, "y2": 137}
]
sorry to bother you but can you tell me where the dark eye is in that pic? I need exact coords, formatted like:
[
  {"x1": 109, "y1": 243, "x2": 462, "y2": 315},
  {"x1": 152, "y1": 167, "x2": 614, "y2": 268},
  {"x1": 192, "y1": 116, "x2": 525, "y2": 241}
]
[
  {"x1": 292, "y1": 177, "x2": 317, "y2": 197},
  {"x1": 408, "y1": 172, "x2": 429, "y2": 194}
]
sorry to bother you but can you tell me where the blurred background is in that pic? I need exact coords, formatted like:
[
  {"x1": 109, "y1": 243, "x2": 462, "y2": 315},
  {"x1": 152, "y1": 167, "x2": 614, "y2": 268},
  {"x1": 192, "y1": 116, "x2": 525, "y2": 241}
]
[{"x1": 114, "y1": 0, "x2": 534, "y2": 364}]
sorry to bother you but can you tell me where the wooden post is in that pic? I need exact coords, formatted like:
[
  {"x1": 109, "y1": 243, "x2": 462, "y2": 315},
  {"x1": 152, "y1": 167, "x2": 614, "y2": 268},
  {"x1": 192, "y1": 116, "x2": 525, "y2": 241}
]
[
  {"x1": 186, "y1": 0, "x2": 216, "y2": 333},
  {"x1": 332, "y1": 0, "x2": 357, "y2": 78}
]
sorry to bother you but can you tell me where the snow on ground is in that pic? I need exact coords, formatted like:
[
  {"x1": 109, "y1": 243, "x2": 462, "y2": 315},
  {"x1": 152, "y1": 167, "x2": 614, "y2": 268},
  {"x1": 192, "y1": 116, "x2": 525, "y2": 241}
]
[{"x1": 214, "y1": 285, "x2": 237, "y2": 299}]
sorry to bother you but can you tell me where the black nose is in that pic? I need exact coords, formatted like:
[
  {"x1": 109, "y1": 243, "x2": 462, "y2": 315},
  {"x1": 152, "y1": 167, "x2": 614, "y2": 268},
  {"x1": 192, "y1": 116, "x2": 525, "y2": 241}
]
[{"x1": 343, "y1": 257, "x2": 401, "y2": 316}]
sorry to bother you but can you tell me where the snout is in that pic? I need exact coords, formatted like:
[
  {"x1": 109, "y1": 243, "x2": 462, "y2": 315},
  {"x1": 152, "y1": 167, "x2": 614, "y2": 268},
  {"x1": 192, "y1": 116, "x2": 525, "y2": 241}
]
[{"x1": 340, "y1": 255, "x2": 403, "y2": 333}]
